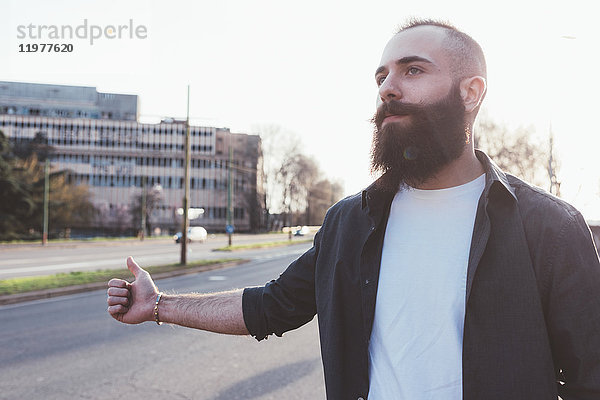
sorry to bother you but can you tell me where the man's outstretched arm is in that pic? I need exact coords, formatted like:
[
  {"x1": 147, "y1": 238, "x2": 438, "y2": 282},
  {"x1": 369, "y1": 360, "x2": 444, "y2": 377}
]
[{"x1": 107, "y1": 256, "x2": 249, "y2": 335}]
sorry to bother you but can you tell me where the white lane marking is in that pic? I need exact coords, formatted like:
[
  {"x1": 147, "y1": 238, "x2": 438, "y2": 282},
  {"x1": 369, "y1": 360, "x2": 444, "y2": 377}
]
[
  {"x1": 0, "y1": 244, "x2": 311, "y2": 278},
  {"x1": 0, "y1": 252, "x2": 305, "y2": 310},
  {"x1": 208, "y1": 276, "x2": 227, "y2": 281},
  {"x1": 0, "y1": 254, "x2": 182, "y2": 275},
  {"x1": 0, "y1": 247, "x2": 182, "y2": 267}
]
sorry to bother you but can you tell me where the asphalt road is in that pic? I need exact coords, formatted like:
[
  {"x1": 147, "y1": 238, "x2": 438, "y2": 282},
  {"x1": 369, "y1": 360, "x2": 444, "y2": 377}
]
[
  {"x1": 0, "y1": 245, "x2": 326, "y2": 400},
  {"x1": 0, "y1": 233, "x2": 312, "y2": 279}
]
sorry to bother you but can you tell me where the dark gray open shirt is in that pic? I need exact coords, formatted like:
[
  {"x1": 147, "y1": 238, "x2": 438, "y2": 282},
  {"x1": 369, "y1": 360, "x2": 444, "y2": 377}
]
[{"x1": 243, "y1": 150, "x2": 600, "y2": 400}]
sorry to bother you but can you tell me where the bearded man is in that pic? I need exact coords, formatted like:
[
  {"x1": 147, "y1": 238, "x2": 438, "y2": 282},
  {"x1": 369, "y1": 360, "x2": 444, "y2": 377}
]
[{"x1": 108, "y1": 19, "x2": 600, "y2": 400}]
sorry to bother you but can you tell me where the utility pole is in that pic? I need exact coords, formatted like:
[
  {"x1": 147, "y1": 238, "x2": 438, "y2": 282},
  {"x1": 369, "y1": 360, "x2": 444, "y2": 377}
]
[
  {"x1": 180, "y1": 85, "x2": 191, "y2": 265},
  {"x1": 42, "y1": 158, "x2": 49, "y2": 245},
  {"x1": 227, "y1": 143, "x2": 234, "y2": 246},
  {"x1": 548, "y1": 128, "x2": 561, "y2": 197},
  {"x1": 140, "y1": 177, "x2": 146, "y2": 241},
  {"x1": 288, "y1": 210, "x2": 292, "y2": 241}
]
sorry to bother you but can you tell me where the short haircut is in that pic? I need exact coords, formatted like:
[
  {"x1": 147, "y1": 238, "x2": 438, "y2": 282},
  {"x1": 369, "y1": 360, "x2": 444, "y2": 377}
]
[{"x1": 396, "y1": 18, "x2": 487, "y2": 81}]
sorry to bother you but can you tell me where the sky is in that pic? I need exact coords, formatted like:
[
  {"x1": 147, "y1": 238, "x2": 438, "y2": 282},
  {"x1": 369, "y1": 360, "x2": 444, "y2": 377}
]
[{"x1": 2, "y1": 0, "x2": 599, "y2": 219}]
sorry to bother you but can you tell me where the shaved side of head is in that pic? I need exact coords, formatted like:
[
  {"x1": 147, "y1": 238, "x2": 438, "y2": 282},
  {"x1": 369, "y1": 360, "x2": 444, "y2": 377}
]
[{"x1": 396, "y1": 18, "x2": 487, "y2": 81}]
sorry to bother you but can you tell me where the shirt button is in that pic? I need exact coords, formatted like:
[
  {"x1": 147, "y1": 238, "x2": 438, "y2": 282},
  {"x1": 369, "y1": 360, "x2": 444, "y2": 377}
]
[{"x1": 365, "y1": 279, "x2": 369, "y2": 285}]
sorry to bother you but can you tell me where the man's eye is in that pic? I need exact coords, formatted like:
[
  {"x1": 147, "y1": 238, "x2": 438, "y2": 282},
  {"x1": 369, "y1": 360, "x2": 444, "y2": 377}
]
[
  {"x1": 407, "y1": 67, "x2": 421, "y2": 75},
  {"x1": 376, "y1": 76, "x2": 386, "y2": 86}
]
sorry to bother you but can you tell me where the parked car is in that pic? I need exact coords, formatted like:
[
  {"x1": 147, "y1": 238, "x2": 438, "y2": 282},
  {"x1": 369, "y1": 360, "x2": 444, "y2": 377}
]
[{"x1": 173, "y1": 226, "x2": 208, "y2": 243}]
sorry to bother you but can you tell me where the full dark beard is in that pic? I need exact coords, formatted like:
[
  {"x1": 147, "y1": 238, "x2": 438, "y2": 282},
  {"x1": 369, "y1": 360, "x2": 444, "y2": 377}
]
[{"x1": 370, "y1": 83, "x2": 468, "y2": 193}]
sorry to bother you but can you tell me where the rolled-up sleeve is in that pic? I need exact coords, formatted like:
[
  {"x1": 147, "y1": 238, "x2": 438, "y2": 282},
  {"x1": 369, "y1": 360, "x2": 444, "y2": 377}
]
[
  {"x1": 546, "y1": 212, "x2": 600, "y2": 399},
  {"x1": 242, "y1": 229, "x2": 321, "y2": 341}
]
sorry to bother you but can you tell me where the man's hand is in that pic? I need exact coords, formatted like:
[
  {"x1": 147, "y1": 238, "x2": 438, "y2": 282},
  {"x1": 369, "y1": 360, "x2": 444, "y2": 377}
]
[
  {"x1": 107, "y1": 256, "x2": 248, "y2": 334},
  {"x1": 107, "y1": 256, "x2": 159, "y2": 324}
]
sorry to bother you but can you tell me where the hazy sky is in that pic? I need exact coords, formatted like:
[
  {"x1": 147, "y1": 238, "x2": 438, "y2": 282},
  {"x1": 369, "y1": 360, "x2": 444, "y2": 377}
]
[{"x1": 3, "y1": 0, "x2": 599, "y2": 219}]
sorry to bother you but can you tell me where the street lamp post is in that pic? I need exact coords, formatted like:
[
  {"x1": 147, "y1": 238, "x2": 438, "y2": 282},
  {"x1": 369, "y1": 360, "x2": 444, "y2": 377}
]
[
  {"x1": 42, "y1": 158, "x2": 49, "y2": 245},
  {"x1": 140, "y1": 177, "x2": 146, "y2": 241},
  {"x1": 545, "y1": 35, "x2": 575, "y2": 197},
  {"x1": 180, "y1": 85, "x2": 191, "y2": 265},
  {"x1": 227, "y1": 143, "x2": 234, "y2": 246},
  {"x1": 547, "y1": 128, "x2": 561, "y2": 196}
]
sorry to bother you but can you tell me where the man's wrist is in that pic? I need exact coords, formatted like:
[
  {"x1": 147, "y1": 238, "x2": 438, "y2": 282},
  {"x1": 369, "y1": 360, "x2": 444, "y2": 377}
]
[
  {"x1": 154, "y1": 292, "x2": 163, "y2": 325},
  {"x1": 152, "y1": 293, "x2": 175, "y2": 324}
]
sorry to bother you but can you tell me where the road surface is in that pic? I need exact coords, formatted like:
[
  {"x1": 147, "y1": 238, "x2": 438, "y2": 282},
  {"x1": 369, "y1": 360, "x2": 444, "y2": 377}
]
[
  {"x1": 0, "y1": 245, "x2": 326, "y2": 400},
  {"x1": 0, "y1": 233, "x2": 312, "y2": 279}
]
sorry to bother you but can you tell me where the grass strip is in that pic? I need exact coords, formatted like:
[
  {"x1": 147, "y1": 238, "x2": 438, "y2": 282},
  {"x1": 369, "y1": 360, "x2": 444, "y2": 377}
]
[
  {"x1": 0, "y1": 258, "x2": 240, "y2": 296},
  {"x1": 213, "y1": 239, "x2": 312, "y2": 252}
]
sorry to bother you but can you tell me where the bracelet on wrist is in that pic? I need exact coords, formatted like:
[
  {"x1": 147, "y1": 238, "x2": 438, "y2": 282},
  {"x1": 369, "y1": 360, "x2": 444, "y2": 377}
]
[{"x1": 154, "y1": 292, "x2": 163, "y2": 325}]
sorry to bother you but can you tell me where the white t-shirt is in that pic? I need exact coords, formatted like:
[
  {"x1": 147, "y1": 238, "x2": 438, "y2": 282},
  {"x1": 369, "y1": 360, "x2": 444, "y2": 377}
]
[{"x1": 368, "y1": 174, "x2": 485, "y2": 400}]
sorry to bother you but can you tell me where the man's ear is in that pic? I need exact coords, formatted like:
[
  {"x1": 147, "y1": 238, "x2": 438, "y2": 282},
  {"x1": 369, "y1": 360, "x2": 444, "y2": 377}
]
[{"x1": 460, "y1": 76, "x2": 487, "y2": 113}]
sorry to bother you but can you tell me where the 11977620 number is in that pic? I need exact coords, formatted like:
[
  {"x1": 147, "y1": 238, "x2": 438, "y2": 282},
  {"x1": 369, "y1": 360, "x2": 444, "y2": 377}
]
[{"x1": 19, "y1": 43, "x2": 73, "y2": 53}]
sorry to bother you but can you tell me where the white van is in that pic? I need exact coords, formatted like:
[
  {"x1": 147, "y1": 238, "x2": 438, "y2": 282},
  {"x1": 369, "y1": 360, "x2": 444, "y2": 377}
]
[{"x1": 173, "y1": 226, "x2": 208, "y2": 243}]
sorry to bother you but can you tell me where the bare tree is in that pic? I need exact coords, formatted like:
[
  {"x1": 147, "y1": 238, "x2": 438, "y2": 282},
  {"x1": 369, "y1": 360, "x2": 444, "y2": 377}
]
[
  {"x1": 255, "y1": 124, "x2": 345, "y2": 231},
  {"x1": 285, "y1": 153, "x2": 320, "y2": 224},
  {"x1": 307, "y1": 178, "x2": 345, "y2": 225},
  {"x1": 131, "y1": 184, "x2": 164, "y2": 236},
  {"x1": 547, "y1": 131, "x2": 561, "y2": 196},
  {"x1": 253, "y1": 124, "x2": 302, "y2": 229},
  {"x1": 474, "y1": 116, "x2": 558, "y2": 193}
]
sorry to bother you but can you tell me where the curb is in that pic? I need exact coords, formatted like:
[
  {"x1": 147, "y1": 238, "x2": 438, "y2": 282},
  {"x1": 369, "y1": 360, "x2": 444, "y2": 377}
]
[
  {"x1": 0, "y1": 259, "x2": 248, "y2": 306},
  {"x1": 211, "y1": 239, "x2": 313, "y2": 252}
]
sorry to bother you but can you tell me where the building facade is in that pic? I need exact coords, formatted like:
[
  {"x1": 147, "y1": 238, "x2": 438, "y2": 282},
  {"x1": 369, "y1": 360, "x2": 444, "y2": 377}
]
[
  {"x1": 0, "y1": 81, "x2": 266, "y2": 235},
  {"x1": 0, "y1": 81, "x2": 138, "y2": 121}
]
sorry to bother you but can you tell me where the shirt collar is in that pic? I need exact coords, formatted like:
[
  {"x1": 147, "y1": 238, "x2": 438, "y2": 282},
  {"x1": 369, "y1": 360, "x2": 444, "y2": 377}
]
[
  {"x1": 361, "y1": 149, "x2": 517, "y2": 212},
  {"x1": 475, "y1": 149, "x2": 517, "y2": 202}
]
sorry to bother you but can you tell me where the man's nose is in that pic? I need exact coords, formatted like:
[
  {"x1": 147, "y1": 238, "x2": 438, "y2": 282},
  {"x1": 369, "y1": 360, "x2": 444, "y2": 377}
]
[{"x1": 378, "y1": 77, "x2": 401, "y2": 103}]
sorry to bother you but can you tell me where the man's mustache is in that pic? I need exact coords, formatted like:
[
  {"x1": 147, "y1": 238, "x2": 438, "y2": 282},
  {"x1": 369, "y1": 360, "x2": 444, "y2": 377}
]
[{"x1": 372, "y1": 100, "x2": 425, "y2": 128}]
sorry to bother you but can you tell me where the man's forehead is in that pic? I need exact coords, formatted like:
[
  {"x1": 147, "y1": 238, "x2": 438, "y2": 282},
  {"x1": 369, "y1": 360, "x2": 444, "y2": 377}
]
[{"x1": 379, "y1": 26, "x2": 449, "y2": 68}]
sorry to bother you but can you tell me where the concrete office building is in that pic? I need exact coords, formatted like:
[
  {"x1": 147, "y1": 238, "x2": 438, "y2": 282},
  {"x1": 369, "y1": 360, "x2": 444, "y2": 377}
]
[
  {"x1": 0, "y1": 81, "x2": 138, "y2": 121},
  {"x1": 0, "y1": 81, "x2": 265, "y2": 235}
]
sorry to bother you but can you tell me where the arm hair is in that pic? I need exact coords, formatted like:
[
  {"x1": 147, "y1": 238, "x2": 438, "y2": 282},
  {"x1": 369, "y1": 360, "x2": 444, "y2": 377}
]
[{"x1": 159, "y1": 289, "x2": 249, "y2": 335}]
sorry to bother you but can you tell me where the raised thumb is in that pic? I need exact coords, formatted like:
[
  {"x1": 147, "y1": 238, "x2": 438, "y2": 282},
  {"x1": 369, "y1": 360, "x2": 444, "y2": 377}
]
[{"x1": 126, "y1": 256, "x2": 144, "y2": 277}]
